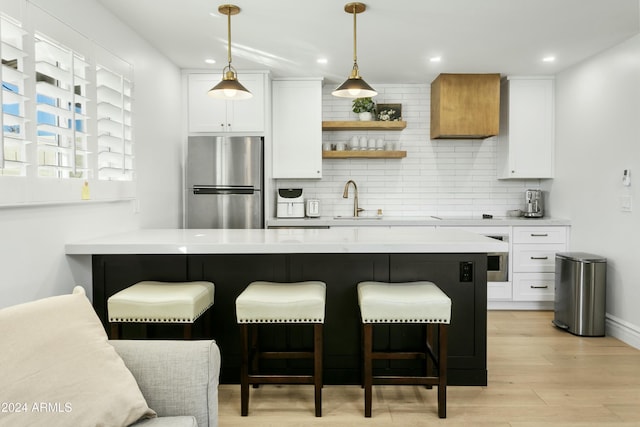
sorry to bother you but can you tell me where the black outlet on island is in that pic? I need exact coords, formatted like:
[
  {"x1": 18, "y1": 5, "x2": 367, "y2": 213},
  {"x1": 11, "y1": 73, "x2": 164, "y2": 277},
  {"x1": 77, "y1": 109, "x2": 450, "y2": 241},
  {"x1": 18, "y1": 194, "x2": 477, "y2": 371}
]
[{"x1": 459, "y1": 261, "x2": 474, "y2": 282}]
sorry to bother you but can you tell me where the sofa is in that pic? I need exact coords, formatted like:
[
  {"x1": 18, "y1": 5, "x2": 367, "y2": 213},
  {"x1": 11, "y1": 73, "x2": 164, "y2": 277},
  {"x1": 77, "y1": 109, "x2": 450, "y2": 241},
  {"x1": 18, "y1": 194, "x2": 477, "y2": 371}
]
[
  {"x1": 0, "y1": 286, "x2": 220, "y2": 427},
  {"x1": 113, "y1": 340, "x2": 220, "y2": 427}
]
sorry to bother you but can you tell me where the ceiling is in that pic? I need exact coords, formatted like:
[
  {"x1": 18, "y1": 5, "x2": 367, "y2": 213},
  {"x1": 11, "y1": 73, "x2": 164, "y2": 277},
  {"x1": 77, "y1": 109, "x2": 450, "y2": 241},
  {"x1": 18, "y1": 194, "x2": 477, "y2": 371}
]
[{"x1": 96, "y1": 0, "x2": 640, "y2": 85}]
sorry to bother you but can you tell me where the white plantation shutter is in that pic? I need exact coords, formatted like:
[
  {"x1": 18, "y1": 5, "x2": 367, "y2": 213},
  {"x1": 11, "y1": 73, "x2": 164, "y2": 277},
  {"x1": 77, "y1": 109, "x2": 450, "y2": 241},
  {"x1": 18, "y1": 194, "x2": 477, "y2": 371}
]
[
  {"x1": 35, "y1": 35, "x2": 90, "y2": 179},
  {"x1": 97, "y1": 63, "x2": 133, "y2": 181},
  {"x1": 0, "y1": 14, "x2": 29, "y2": 177},
  {"x1": 0, "y1": 3, "x2": 134, "y2": 204}
]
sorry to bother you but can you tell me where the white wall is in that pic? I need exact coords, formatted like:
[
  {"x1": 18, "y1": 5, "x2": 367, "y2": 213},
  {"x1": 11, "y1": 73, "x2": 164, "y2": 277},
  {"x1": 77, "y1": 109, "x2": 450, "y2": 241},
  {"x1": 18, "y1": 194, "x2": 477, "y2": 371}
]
[
  {"x1": 0, "y1": 0, "x2": 182, "y2": 307},
  {"x1": 275, "y1": 84, "x2": 542, "y2": 219},
  {"x1": 549, "y1": 35, "x2": 640, "y2": 347}
]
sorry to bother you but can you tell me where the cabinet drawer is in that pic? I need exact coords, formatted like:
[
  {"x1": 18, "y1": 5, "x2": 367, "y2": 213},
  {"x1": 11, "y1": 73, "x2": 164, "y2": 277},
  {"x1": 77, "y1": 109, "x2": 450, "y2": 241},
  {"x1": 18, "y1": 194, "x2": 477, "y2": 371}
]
[
  {"x1": 513, "y1": 227, "x2": 567, "y2": 244},
  {"x1": 488, "y1": 281, "x2": 512, "y2": 301},
  {"x1": 513, "y1": 243, "x2": 566, "y2": 272},
  {"x1": 513, "y1": 273, "x2": 555, "y2": 301}
]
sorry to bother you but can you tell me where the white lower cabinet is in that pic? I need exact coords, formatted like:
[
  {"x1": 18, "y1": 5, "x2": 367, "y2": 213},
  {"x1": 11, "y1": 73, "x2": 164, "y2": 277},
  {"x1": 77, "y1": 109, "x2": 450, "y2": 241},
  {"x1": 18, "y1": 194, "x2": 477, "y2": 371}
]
[
  {"x1": 488, "y1": 282, "x2": 512, "y2": 301},
  {"x1": 513, "y1": 273, "x2": 555, "y2": 302},
  {"x1": 513, "y1": 226, "x2": 565, "y2": 243},
  {"x1": 512, "y1": 244, "x2": 564, "y2": 273},
  {"x1": 511, "y1": 226, "x2": 567, "y2": 302},
  {"x1": 445, "y1": 224, "x2": 569, "y2": 306}
]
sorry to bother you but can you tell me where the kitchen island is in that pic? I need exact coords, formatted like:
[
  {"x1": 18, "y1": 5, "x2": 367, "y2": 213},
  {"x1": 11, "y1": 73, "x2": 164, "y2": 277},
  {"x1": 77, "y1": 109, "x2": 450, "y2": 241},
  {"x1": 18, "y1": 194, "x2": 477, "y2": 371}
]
[{"x1": 66, "y1": 227, "x2": 507, "y2": 386}]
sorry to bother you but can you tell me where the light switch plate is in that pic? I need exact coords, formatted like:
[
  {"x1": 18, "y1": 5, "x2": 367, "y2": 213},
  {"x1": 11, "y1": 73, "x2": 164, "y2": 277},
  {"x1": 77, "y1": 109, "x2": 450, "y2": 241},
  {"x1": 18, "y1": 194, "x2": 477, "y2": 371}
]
[{"x1": 623, "y1": 169, "x2": 631, "y2": 186}]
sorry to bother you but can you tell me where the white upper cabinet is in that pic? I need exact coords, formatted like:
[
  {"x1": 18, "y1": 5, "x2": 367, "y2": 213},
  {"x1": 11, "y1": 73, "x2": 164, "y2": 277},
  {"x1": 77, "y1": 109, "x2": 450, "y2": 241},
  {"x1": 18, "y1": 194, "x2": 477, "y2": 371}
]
[
  {"x1": 272, "y1": 78, "x2": 322, "y2": 179},
  {"x1": 187, "y1": 72, "x2": 266, "y2": 133},
  {"x1": 497, "y1": 77, "x2": 555, "y2": 179}
]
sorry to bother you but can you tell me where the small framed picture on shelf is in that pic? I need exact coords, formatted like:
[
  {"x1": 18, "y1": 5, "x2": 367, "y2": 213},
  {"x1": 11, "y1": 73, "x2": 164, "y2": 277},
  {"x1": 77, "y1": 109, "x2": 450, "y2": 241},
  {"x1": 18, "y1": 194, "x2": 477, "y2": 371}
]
[{"x1": 376, "y1": 103, "x2": 402, "y2": 121}]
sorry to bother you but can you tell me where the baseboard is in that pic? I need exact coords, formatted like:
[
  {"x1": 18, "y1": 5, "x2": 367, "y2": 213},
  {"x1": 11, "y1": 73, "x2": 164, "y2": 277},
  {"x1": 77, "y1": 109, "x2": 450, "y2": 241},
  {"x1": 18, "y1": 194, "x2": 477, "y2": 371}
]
[{"x1": 606, "y1": 314, "x2": 640, "y2": 350}]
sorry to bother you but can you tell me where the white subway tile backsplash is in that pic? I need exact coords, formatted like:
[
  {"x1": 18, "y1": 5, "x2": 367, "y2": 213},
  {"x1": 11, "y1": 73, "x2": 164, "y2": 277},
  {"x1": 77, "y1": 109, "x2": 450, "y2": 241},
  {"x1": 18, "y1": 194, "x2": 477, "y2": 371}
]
[{"x1": 274, "y1": 83, "x2": 540, "y2": 218}]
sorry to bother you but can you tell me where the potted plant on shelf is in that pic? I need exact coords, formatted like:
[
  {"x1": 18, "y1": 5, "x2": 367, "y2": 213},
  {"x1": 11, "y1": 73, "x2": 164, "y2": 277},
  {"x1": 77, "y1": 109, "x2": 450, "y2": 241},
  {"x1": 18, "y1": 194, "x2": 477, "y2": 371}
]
[{"x1": 352, "y1": 97, "x2": 376, "y2": 121}]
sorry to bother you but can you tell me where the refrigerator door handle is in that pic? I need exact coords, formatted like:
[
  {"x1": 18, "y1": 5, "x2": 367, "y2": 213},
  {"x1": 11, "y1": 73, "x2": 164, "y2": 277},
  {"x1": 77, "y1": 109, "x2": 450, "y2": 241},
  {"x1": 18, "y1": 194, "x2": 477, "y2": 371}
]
[{"x1": 193, "y1": 186, "x2": 255, "y2": 195}]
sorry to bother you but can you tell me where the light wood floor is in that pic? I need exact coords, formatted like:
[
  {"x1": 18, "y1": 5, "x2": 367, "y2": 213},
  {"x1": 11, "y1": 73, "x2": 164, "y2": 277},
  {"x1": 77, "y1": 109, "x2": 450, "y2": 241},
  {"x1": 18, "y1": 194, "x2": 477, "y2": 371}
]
[{"x1": 218, "y1": 311, "x2": 640, "y2": 426}]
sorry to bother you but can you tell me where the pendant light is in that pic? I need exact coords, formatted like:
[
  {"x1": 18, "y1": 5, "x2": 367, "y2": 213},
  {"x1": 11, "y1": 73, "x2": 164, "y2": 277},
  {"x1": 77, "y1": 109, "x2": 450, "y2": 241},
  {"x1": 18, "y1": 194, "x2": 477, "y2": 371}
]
[
  {"x1": 332, "y1": 2, "x2": 377, "y2": 98},
  {"x1": 208, "y1": 4, "x2": 252, "y2": 100}
]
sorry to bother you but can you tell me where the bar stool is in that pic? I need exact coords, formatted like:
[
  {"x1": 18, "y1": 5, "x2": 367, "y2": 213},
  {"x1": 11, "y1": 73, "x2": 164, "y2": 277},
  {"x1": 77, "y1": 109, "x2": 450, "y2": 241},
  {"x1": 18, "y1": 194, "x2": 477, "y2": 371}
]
[
  {"x1": 235, "y1": 281, "x2": 326, "y2": 417},
  {"x1": 357, "y1": 281, "x2": 451, "y2": 418},
  {"x1": 107, "y1": 281, "x2": 215, "y2": 339}
]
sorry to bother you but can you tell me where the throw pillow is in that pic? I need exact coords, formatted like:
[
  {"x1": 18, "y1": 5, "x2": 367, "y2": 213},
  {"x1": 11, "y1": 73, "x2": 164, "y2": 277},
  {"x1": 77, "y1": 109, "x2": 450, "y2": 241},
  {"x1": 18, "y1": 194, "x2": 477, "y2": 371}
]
[{"x1": 0, "y1": 286, "x2": 156, "y2": 427}]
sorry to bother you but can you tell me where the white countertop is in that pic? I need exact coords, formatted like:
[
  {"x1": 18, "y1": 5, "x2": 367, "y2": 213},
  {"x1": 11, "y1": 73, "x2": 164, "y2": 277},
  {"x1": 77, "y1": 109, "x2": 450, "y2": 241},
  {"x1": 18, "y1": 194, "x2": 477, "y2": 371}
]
[
  {"x1": 65, "y1": 227, "x2": 508, "y2": 255},
  {"x1": 267, "y1": 216, "x2": 570, "y2": 228}
]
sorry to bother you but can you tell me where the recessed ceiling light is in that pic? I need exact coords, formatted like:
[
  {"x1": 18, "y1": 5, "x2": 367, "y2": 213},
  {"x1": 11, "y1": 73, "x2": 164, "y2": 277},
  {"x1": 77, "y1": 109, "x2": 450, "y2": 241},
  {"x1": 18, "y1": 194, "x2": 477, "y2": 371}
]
[
  {"x1": 317, "y1": 58, "x2": 328, "y2": 64},
  {"x1": 205, "y1": 58, "x2": 216, "y2": 64},
  {"x1": 542, "y1": 56, "x2": 556, "y2": 62},
  {"x1": 429, "y1": 56, "x2": 442, "y2": 63}
]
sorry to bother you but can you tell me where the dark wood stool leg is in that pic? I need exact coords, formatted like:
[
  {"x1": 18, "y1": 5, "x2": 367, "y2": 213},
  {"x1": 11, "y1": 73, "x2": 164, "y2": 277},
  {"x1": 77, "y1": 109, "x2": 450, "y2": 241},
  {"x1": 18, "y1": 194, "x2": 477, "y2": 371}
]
[
  {"x1": 438, "y1": 324, "x2": 448, "y2": 418},
  {"x1": 203, "y1": 308, "x2": 212, "y2": 338},
  {"x1": 363, "y1": 323, "x2": 373, "y2": 418},
  {"x1": 314, "y1": 323, "x2": 323, "y2": 417},
  {"x1": 240, "y1": 324, "x2": 250, "y2": 416},
  {"x1": 250, "y1": 324, "x2": 260, "y2": 388},
  {"x1": 110, "y1": 323, "x2": 119, "y2": 339},
  {"x1": 360, "y1": 323, "x2": 364, "y2": 389},
  {"x1": 425, "y1": 323, "x2": 434, "y2": 389},
  {"x1": 183, "y1": 323, "x2": 193, "y2": 340}
]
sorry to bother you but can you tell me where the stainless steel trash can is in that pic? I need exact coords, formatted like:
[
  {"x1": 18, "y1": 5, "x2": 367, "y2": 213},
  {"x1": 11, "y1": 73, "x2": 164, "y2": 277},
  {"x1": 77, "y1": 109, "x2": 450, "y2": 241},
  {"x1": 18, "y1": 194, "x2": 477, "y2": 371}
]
[{"x1": 553, "y1": 252, "x2": 607, "y2": 336}]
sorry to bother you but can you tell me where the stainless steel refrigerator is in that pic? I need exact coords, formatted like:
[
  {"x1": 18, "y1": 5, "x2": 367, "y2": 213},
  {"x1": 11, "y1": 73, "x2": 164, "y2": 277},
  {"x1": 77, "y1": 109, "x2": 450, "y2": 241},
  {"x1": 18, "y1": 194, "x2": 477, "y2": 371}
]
[{"x1": 186, "y1": 136, "x2": 263, "y2": 229}]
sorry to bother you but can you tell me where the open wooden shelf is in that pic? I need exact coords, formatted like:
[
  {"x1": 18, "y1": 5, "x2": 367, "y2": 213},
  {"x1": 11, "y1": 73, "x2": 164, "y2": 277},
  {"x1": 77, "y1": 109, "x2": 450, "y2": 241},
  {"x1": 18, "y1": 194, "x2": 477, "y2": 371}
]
[
  {"x1": 322, "y1": 120, "x2": 407, "y2": 131},
  {"x1": 322, "y1": 150, "x2": 407, "y2": 159}
]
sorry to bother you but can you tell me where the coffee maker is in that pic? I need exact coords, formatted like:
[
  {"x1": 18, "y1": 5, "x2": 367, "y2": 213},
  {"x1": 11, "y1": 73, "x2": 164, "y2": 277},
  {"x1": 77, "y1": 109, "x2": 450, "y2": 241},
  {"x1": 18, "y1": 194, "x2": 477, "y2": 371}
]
[{"x1": 524, "y1": 189, "x2": 544, "y2": 218}]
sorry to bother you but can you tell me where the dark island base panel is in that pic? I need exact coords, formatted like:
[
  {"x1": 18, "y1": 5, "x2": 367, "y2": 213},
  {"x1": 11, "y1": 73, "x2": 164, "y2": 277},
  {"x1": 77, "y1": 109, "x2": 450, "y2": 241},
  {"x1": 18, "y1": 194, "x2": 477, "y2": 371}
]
[{"x1": 92, "y1": 253, "x2": 488, "y2": 386}]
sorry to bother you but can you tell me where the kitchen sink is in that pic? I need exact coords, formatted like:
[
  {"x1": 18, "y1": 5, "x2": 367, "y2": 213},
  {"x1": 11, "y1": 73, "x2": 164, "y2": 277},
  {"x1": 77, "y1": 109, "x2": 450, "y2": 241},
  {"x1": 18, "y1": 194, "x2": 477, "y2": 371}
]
[{"x1": 430, "y1": 215, "x2": 499, "y2": 220}]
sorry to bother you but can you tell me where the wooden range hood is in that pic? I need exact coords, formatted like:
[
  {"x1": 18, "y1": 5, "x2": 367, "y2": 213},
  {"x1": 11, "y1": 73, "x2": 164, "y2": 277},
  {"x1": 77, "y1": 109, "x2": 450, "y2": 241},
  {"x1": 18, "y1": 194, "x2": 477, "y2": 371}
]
[{"x1": 430, "y1": 73, "x2": 500, "y2": 139}]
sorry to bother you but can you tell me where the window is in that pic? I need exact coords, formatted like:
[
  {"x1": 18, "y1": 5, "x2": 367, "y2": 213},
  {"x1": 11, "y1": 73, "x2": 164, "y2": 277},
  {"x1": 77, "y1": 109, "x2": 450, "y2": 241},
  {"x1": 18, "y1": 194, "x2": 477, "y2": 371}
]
[
  {"x1": 0, "y1": 4, "x2": 134, "y2": 204},
  {"x1": 35, "y1": 35, "x2": 90, "y2": 179},
  {"x1": 0, "y1": 14, "x2": 28, "y2": 177}
]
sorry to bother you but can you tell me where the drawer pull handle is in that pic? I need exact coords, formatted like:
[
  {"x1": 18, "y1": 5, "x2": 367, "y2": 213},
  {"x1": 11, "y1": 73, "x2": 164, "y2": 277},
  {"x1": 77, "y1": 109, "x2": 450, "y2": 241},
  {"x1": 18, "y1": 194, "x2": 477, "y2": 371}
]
[
  {"x1": 530, "y1": 233, "x2": 548, "y2": 237},
  {"x1": 530, "y1": 256, "x2": 549, "y2": 260},
  {"x1": 530, "y1": 285, "x2": 549, "y2": 289}
]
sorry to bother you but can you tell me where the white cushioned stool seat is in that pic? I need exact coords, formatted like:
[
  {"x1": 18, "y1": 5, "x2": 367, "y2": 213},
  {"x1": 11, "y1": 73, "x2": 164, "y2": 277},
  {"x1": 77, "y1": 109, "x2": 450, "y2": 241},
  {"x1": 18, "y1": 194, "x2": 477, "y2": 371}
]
[
  {"x1": 236, "y1": 281, "x2": 326, "y2": 324},
  {"x1": 357, "y1": 281, "x2": 451, "y2": 324},
  {"x1": 108, "y1": 281, "x2": 214, "y2": 323}
]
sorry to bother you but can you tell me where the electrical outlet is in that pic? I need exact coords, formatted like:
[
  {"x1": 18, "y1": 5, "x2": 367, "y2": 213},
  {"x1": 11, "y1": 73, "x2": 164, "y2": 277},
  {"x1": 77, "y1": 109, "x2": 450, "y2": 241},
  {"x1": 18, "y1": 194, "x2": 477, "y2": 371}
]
[
  {"x1": 459, "y1": 261, "x2": 473, "y2": 282},
  {"x1": 620, "y1": 195, "x2": 632, "y2": 212}
]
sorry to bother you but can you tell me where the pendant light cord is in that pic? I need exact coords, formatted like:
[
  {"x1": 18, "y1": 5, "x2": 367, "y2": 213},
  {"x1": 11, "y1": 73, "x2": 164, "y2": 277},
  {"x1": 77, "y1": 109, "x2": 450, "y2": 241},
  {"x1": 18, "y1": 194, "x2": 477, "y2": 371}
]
[
  {"x1": 227, "y1": 7, "x2": 232, "y2": 67},
  {"x1": 352, "y1": 4, "x2": 358, "y2": 70}
]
